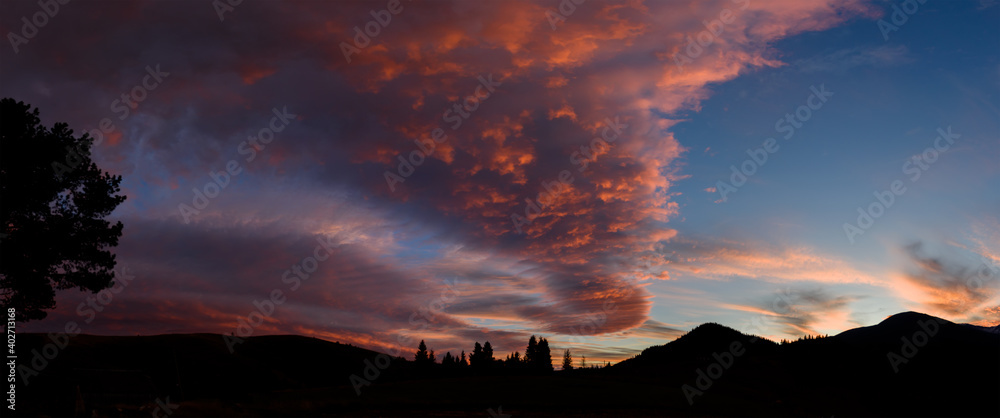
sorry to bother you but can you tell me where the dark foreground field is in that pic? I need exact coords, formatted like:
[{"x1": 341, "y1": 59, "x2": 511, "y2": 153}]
[{"x1": 16, "y1": 312, "x2": 1000, "y2": 417}]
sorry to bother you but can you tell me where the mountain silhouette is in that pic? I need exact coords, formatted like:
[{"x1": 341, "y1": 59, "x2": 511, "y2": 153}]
[
  {"x1": 606, "y1": 311, "x2": 999, "y2": 416},
  {"x1": 18, "y1": 312, "x2": 999, "y2": 417},
  {"x1": 17, "y1": 333, "x2": 406, "y2": 416},
  {"x1": 612, "y1": 322, "x2": 778, "y2": 378}
]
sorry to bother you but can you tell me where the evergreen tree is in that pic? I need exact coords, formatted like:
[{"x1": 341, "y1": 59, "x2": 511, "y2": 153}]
[
  {"x1": 460, "y1": 350, "x2": 468, "y2": 367},
  {"x1": 415, "y1": 340, "x2": 429, "y2": 364},
  {"x1": 537, "y1": 337, "x2": 553, "y2": 372},
  {"x1": 442, "y1": 351, "x2": 454, "y2": 366},
  {"x1": 471, "y1": 342, "x2": 483, "y2": 368},
  {"x1": 504, "y1": 351, "x2": 524, "y2": 370},
  {"x1": 580, "y1": 355, "x2": 586, "y2": 369},
  {"x1": 562, "y1": 349, "x2": 573, "y2": 370},
  {"x1": 525, "y1": 335, "x2": 538, "y2": 365},
  {"x1": 483, "y1": 341, "x2": 495, "y2": 365},
  {"x1": 0, "y1": 99, "x2": 126, "y2": 321},
  {"x1": 429, "y1": 349, "x2": 436, "y2": 363}
]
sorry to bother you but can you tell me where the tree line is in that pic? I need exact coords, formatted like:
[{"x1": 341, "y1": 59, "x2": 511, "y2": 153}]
[{"x1": 413, "y1": 335, "x2": 598, "y2": 372}]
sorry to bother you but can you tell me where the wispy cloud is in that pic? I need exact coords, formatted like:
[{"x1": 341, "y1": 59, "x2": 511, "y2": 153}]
[
  {"x1": 899, "y1": 239, "x2": 1000, "y2": 324},
  {"x1": 794, "y1": 45, "x2": 911, "y2": 73},
  {"x1": 658, "y1": 235, "x2": 885, "y2": 285},
  {"x1": 724, "y1": 287, "x2": 858, "y2": 337}
]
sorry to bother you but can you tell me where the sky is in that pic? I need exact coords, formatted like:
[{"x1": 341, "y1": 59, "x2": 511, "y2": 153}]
[{"x1": 3, "y1": 0, "x2": 999, "y2": 365}]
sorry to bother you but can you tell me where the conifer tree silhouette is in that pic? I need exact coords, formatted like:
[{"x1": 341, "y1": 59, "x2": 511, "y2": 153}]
[
  {"x1": 415, "y1": 340, "x2": 430, "y2": 364},
  {"x1": 525, "y1": 335, "x2": 538, "y2": 365},
  {"x1": 562, "y1": 349, "x2": 573, "y2": 370},
  {"x1": 0, "y1": 99, "x2": 126, "y2": 321},
  {"x1": 537, "y1": 337, "x2": 553, "y2": 372},
  {"x1": 483, "y1": 341, "x2": 495, "y2": 366},
  {"x1": 471, "y1": 342, "x2": 483, "y2": 369}
]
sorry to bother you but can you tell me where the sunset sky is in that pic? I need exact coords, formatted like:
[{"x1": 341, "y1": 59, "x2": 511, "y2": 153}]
[{"x1": 4, "y1": 0, "x2": 998, "y2": 364}]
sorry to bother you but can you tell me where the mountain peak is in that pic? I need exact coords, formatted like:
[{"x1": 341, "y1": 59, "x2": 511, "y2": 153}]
[
  {"x1": 683, "y1": 322, "x2": 744, "y2": 339},
  {"x1": 881, "y1": 310, "x2": 935, "y2": 321},
  {"x1": 876, "y1": 311, "x2": 952, "y2": 328}
]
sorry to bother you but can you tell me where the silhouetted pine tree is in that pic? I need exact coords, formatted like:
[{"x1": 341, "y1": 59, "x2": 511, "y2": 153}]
[
  {"x1": 442, "y1": 351, "x2": 454, "y2": 366},
  {"x1": 0, "y1": 99, "x2": 126, "y2": 321},
  {"x1": 562, "y1": 349, "x2": 573, "y2": 370},
  {"x1": 460, "y1": 350, "x2": 468, "y2": 367},
  {"x1": 525, "y1": 335, "x2": 538, "y2": 366},
  {"x1": 429, "y1": 350, "x2": 436, "y2": 363},
  {"x1": 415, "y1": 340, "x2": 429, "y2": 364},
  {"x1": 537, "y1": 337, "x2": 553, "y2": 372},
  {"x1": 471, "y1": 342, "x2": 483, "y2": 369},
  {"x1": 505, "y1": 351, "x2": 523, "y2": 369},
  {"x1": 483, "y1": 341, "x2": 495, "y2": 367}
]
